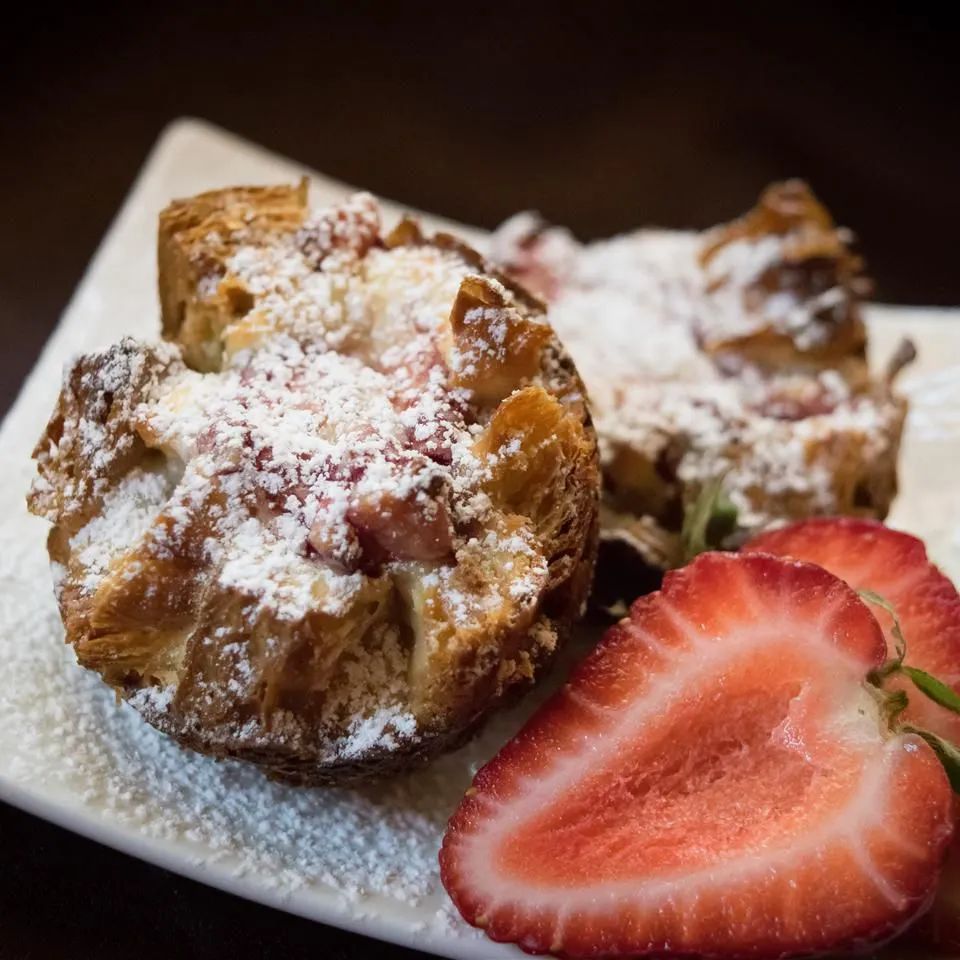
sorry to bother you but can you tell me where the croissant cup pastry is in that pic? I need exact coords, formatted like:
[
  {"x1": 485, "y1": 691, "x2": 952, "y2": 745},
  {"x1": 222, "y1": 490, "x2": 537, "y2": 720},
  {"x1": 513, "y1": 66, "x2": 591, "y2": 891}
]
[
  {"x1": 28, "y1": 183, "x2": 600, "y2": 784},
  {"x1": 491, "y1": 180, "x2": 908, "y2": 577}
]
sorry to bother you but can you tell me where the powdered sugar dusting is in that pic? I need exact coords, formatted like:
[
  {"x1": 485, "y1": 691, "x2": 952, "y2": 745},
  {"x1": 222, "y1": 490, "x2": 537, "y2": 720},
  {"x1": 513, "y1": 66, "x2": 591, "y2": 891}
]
[
  {"x1": 137, "y1": 330, "x2": 486, "y2": 621},
  {"x1": 699, "y1": 218, "x2": 864, "y2": 354},
  {"x1": 491, "y1": 213, "x2": 903, "y2": 536},
  {"x1": 340, "y1": 705, "x2": 420, "y2": 761},
  {"x1": 70, "y1": 465, "x2": 176, "y2": 594},
  {"x1": 27, "y1": 190, "x2": 585, "y2": 782}
]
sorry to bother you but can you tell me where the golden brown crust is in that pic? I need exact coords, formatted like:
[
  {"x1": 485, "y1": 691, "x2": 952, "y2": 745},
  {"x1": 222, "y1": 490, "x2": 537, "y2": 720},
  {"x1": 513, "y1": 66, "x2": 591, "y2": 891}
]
[
  {"x1": 32, "y1": 184, "x2": 600, "y2": 785},
  {"x1": 158, "y1": 181, "x2": 310, "y2": 370},
  {"x1": 447, "y1": 277, "x2": 552, "y2": 403},
  {"x1": 697, "y1": 180, "x2": 872, "y2": 381}
]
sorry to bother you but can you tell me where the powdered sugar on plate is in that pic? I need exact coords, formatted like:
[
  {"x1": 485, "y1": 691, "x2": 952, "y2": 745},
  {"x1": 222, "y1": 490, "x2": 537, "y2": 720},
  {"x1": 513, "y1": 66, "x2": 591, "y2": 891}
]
[
  {"x1": 0, "y1": 434, "x2": 580, "y2": 947},
  {"x1": 1, "y1": 437, "x2": 573, "y2": 938}
]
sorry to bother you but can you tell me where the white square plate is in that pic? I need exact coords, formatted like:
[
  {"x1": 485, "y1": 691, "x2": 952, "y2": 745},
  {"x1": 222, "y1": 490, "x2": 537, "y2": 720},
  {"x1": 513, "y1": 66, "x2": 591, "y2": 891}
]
[{"x1": 2, "y1": 119, "x2": 958, "y2": 959}]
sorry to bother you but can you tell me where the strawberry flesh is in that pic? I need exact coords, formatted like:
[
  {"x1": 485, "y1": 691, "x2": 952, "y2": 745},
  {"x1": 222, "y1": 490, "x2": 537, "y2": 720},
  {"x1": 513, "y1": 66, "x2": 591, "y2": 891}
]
[
  {"x1": 745, "y1": 518, "x2": 960, "y2": 953},
  {"x1": 440, "y1": 552, "x2": 954, "y2": 958}
]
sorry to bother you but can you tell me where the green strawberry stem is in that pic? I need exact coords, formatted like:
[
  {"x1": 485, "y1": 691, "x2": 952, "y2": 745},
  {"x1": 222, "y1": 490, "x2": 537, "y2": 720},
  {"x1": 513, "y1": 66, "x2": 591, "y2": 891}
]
[
  {"x1": 859, "y1": 589, "x2": 960, "y2": 793},
  {"x1": 866, "y1": 685, "x2": 910, "y2": 728},
  {"x1": 681, "y1": 472, "x2": 737, "y2": 562},
  {"x1": 860, "y1": 589, "x2": 906, "y2": 681}
]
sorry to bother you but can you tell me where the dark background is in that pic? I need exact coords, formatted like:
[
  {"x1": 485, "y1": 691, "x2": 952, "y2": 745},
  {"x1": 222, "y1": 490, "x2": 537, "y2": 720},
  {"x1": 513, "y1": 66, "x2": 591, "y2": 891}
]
[{"x1": 2, "y1": 6, "x2": 958, "y2": 958}]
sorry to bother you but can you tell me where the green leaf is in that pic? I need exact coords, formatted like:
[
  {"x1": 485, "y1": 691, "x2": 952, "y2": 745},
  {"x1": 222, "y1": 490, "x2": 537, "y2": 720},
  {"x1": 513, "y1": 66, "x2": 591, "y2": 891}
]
[
  {"x1": 681, "y1": 473, "x2": 736, "y2": 562},
  {"x1": 903, "y1": 666, "x2": 960, "y2": 715},
  {"x1": 903, "y1": 725, "x2": 960, "y2": 793},
  {"x1": 857, "y1": 588, "x2": 906, "y2": 666}
]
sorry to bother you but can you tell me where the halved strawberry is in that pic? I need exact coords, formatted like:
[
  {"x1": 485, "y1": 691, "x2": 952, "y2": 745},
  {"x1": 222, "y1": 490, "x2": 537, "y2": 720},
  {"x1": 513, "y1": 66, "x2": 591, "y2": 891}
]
[
  {"x1": 745, "y1": 518, "x2": 960, "y2": 953},
  {"x1": 440, "y1": 552, "x2": 954, "y2": 959},
  {"x1": 745, "y1": 517, "x2": 960, "y2": 743}
]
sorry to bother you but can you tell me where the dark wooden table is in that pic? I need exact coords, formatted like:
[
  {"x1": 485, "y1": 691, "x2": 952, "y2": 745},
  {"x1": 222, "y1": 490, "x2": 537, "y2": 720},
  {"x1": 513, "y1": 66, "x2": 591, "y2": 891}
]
[{"x1": 3, "y1": 7, "x2": 958, "y2": 959}]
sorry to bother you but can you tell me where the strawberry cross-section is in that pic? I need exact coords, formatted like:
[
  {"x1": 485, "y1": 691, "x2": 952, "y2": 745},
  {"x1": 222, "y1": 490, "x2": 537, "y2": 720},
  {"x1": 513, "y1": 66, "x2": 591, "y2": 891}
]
[{"x1": 440, "y1": 552, "x2": 955, "y2": 959}]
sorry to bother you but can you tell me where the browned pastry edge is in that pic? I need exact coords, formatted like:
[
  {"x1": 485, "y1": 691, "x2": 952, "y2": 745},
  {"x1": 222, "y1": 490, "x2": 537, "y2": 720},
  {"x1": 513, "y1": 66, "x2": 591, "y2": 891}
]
[
  {"x1": 158, "y1": 181, "x2": 310, "y2": 370},
  {"x1": 143, "y1": 555, "x2": 598, "y2": 788},
  {"x1": 698, "y1": 179, "x2": 872, "y2": 380}
]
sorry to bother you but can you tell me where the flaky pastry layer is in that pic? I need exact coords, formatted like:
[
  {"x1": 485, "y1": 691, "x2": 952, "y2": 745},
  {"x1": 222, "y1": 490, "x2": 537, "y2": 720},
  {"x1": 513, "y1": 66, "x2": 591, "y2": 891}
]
[{"x1": 30, "y1": 184, "x2": 599, "y2": 782}]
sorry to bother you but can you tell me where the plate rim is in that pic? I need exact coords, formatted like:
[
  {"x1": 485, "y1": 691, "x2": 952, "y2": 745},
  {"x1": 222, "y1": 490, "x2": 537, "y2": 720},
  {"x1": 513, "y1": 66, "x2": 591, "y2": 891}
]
[{"x1": 3, "y1": 115, "x2": 958, "y2": 960}]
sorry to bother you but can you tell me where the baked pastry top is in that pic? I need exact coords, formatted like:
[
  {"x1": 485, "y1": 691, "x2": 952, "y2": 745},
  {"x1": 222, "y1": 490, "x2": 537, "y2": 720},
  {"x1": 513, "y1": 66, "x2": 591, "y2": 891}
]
[
  {"x1": 491, "y1": 181, "x2": 907, "y2": 569},
  {"x1": 29, "y1": 184, "x2": 599, "y2": 783}
]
